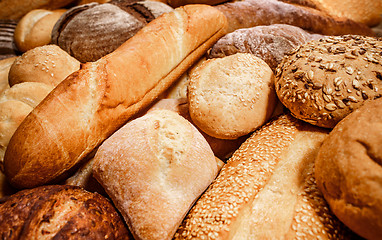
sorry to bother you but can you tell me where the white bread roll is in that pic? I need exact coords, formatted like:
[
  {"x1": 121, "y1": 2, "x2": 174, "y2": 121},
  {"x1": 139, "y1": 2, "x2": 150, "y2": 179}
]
[
  {"x1": 188, "y1": 53, "x2": 277, "y2": 139},
  {"x1": 93, "y1": 109, "x2": 219, "y2": 240},
  {"x1": 175, "y1": 114, "x2": 358, "y2": 239}
]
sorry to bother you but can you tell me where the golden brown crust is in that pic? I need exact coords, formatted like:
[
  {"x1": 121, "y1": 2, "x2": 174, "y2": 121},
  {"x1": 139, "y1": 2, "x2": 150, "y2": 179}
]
[
  {"x1": 93, "y1": 109, "x2": 219, "y2": 240},
  {"x1": 175, "y1": 114, "x2": 355, "y2": 239},
  {"x1": 315, "y1": 98, "x2": 382, "y2": 240},
  {"x1": 215, "y1": 0, "x2": 374, "y2": 36},
  {"x1": 4, "y1": 5, "x2": 228, "y2": 189},
  {"x1": 275, "y1": 35, "x2": 382, "y2": 128},
  {"x1": 0, "y1": 185, "x2": 131, "y2": 239}
]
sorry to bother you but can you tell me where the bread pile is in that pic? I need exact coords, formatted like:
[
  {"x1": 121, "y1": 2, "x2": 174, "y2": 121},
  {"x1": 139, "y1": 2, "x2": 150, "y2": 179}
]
[{"x1": 0, "y1": 0, "x2": 381, "y2": 239}]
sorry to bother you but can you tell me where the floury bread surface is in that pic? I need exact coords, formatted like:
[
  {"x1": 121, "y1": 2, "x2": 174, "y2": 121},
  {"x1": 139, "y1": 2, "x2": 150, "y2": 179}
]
[
  {"x1": 3, "y1": 4, "x2": 227, "y2": 189},
  {"x1": 175, "y1": 114, "x2": 357, "y2": 239},
  {"x1": 93, "y1": 109, "x2": 219, "y2": 240}
]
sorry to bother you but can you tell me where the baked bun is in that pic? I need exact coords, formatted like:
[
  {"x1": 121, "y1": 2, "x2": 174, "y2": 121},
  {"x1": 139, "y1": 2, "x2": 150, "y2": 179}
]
[
  {"x1": 8, "y1": 44, "x2": 80, "y2": 87},
  {"x1": 0, "y1": 57, "x2": 17, "y2": 95},
  {"x1": 0, "y1": 185, "x2": 131, "y2": 239},
  {"x1": 175, "y1": 114, "x2": 358, "y2": 239},
  {"x1": 208, "y1": 24, "x2": 323, "y2": 71},
  {"x1": 315, "y1": 98, "x2": 382, "y2": 240},
  {"x1": 93, "y1": 109, "x2": 219, "y2": 240},
  {"x1": 188, "y1": 53, "x2": 277, "y2": 139},
  {"x1": 149, "y1": 98, "x2": 247, "y2": 159},
  {"x1": 14, "y1": 9, "x2": 66, "y2": 53},
  {"x1": 52, "y1": 0, "x2": 173, "y2": 62},
  {"x1": 275, "y1": 35, "x2": 382, "y2": 128}
]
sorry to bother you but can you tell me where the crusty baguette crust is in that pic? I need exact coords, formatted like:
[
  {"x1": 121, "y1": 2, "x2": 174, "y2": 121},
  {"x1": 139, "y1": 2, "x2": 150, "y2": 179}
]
[
  {"x1": 4, "y1": 4, "x2": 228, "y2": 189},
  {"x1": 215, "y1": 0, "x2": 374, "y2": 36}
]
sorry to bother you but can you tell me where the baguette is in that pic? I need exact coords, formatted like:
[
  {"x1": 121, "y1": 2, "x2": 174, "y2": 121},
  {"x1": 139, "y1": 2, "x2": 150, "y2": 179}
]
[
  {"x1": 4, "y1": 4, "x2": 228, "y2": 189},
  {"x1": 215, "y1": 0, "x2": 374, "y2": 36},
  {"x1": 175, "y1": 114, "x2": 357, "y2": 239}
]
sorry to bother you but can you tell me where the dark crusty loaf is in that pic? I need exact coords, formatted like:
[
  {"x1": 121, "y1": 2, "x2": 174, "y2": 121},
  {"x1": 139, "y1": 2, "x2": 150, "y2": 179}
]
[
  {"x1": 52, "y1": 0, "x2": 174, "y2": 62},
  {"x1": 0, "y1": 185, "x2": 131, "y2": 239},
  {"x1": 4, "y1": 5, "x2": 227, "y2": 189},
  {"x1": 208, "y1": 24, "x2": 323, "y2": 71},
  {"x1": 215, "y1": 0, "x2": 374, "y2": 36}
]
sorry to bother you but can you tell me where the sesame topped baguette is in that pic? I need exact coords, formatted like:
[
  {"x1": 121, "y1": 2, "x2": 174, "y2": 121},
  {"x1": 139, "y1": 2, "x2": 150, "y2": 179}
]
[{"x1": 4, "y1": 4, "x2": 228, "y2": 189}]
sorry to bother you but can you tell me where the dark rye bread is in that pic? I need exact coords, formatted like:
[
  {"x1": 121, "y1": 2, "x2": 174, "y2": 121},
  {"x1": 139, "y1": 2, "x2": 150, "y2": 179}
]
[
  {"x1": 0, "y1": 20, "x2": 19, "y2": 60},
  {"x1": 52, "y1": 0, "x2": 174, "y2": 62},
  {"x1": 0, "y1": 185, "x2": 131, "y2": 239}
]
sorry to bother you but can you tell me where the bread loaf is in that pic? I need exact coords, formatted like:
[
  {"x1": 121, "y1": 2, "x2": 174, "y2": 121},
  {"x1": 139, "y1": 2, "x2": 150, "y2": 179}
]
[
  {"x1": 275, "y1": 35, "x2": 382, "y2": 128},
  {"x1": 8, "y1": 45, "x2": 80, "y2": 87},
  {"x1": 4, "y1": 4, "x2": 227, "y2": 189},
  {"x1": 14, "y1": 9, "x2": 66, "y2": 52},
  {"x1": 52, "y1": 0, "x2": 174, "y2": 62},
  {"x1": 175, "y1": 114, "x2": 357, "y2": 239},
  {"x1": 0, "y1": 185, "x2": 131, "y2": 239},
  {"x1": 215, "y1": 0, "x2": 374, "y2": 36},
  {"x1": 188, "y1": 53, "x2": 277, "y2": 139},
  {"x1": 93, "y1": 109, "x2": 219, "y2": 240},
  {"x1": 315, "y1": 98, "x2": 382, "y2": 240},
  {"x1": 0, "y1": 20, "x2": 18, "y2": 60},
  {"x1": 208, "y1": 24, "x2": 323, "y2": 71},
  {"x1": 0, "y1": 0, "x2": 75, "y2": 20}
]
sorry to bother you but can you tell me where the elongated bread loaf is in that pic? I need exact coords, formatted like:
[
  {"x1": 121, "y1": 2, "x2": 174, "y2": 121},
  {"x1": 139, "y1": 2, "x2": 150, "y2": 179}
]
[
  {"x1": 215, "y1": 0, "x2": 374, "y2": 36},
  {"x1": 4, "y1": 4, "x2": 227, "y2": 189},
  {"x1": 175, "y1": 114, "x2": 357, "y2": 239}
]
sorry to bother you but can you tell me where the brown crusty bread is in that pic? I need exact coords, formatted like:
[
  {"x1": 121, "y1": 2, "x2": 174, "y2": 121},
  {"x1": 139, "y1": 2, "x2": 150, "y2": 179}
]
[
  {"x1": 4, "y1": 4, "x2": 228, "y2": 189},
  {"x1": 214, "y1": 0, "x2": 374, "y2": 36},
  {"x1": 208, "y1": 24, "x2": 323, "y2": 71},
  {"x1": 175, "y1": 114, "x2": 358, "y2": 239},
  {"x1": 0, "y1": 185, "x2": 132, "y2": 239},
  {"x1": 93, "y1": 109, "x2": 219, "y2": 240},
  {"x1": 315, "y1": 98, "x2": 382, "y2": 240}
]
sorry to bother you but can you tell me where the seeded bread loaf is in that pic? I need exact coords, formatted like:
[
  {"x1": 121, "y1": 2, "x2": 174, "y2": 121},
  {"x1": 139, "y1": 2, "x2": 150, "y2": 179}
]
[
  {"x1": 315, "y1": 98, "x2": 382, "y2": 240},
  {"x1": 4, "y1": 5, "x2": 227, "y2": 189},
  {"x1": 275, "y1": 35, "x2": 382, "y2": 128},
  {"x1": 0, "y1": 185, "x2": 131, "y2": 239},
  {"x1": 208, "y1": 24, "x2": 323, "y2": 71},
  {"x1": 175, "y1": 114, "x2": 358, "y2": 239},
  {"x1": 52, "y1": 0, "x2": 174, "y2": 62},
  {"x1": 93, "y1": 109, "x2": 219, "y2": 240},
  {"x1": 215, "y1": 0, "x2": 374, "y2": 36}
]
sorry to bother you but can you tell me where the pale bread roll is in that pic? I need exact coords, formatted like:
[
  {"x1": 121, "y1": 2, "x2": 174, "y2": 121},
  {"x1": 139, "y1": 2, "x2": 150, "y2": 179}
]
[
  {"x1": 14, "y1": 9, "x2": 66, "y2": 52},
  {"x1": 93, "y1": 109, "x2": 219, "y2": 240},
  {"x1": 188, "y1": 53, "x2": 277, "y2": 139},
  {"x1": 8, "y1": 45, "x2": 80, "y2": 87},
  {"x1": 175, "y1": 114, "x2": 358, "y2": 239},
  {"x1": 0, "y1": 57, "x2": 17, "y2": 95}
]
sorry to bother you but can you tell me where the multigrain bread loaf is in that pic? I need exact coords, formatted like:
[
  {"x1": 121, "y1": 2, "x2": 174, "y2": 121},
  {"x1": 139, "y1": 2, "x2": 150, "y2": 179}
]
[
  {"x1": 148, "y1": 98, "x2": 247, "y2": 159},
  {"x1": 215, "y1": 0, "x2": 374, "y2": 36},
  {"x1": 281, "y1": 0, "x2": 382, "y2": 27},
  {"x1": 52, "y1": 0, "x2": 174, "y2": 62},
  {"x1": 315, "y1": 98, "x2": 382, "y2": 240},
  {"x1": 0, "y1": 185, "x2": 132, "y2": 239},
  {"x1": 93, "y1": 109, "x2": 219, "y2": 240},
  {"x1": 208, "y1": 24, "x2": 323, "y2": 71},
  {"x1": 8, "y1": 45, "x2": 80, "y2": 87},
  {"x1": 4, "y1": 5, "x2": 228, "y2": 189},
  {"x1": 275, "y1": 35, "x2": 382, "y2": 128},
  {"x1": 175, "y1": 114, "x2": 358, "y2": 239},
  {"x1": 188, "y1": 53, "x2": 277, "y2": 139},
  {"x1": 14, "y1": 9, "x2": 66, "y2": 52},
  {"x1": 0, "y1": 0, "x2": 75, "y2": 20}
]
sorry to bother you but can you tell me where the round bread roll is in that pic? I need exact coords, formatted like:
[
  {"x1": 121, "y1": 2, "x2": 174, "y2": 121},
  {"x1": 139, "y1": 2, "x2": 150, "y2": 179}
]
[
  {"x1": 93, "y1": 109, "x2": 219, "y2": 240},
  {"x1": 14, "y1": 9, "x2": 66, "y2": 53},
  {"x1": 0, "y1": 57, "x2": 17, "y2": 95},
  {"x1": 52, "y1": 0, "x2": 173, "y2": 62},
  {"x1": 275, "y1": 35, "x2": 382, "y2": 128},
  {"x1": 8, "y1": 44, "x2": 80, "y2": 87},
  {"x1": 188, "y1": 53, "x2": 277, "y2": 139},
  {"x1": 0, "y1": 185, "x2": 131, "y2": 239},
  {"x1": 315, "y1": 98, "x2": 382, "y2": 240}
]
